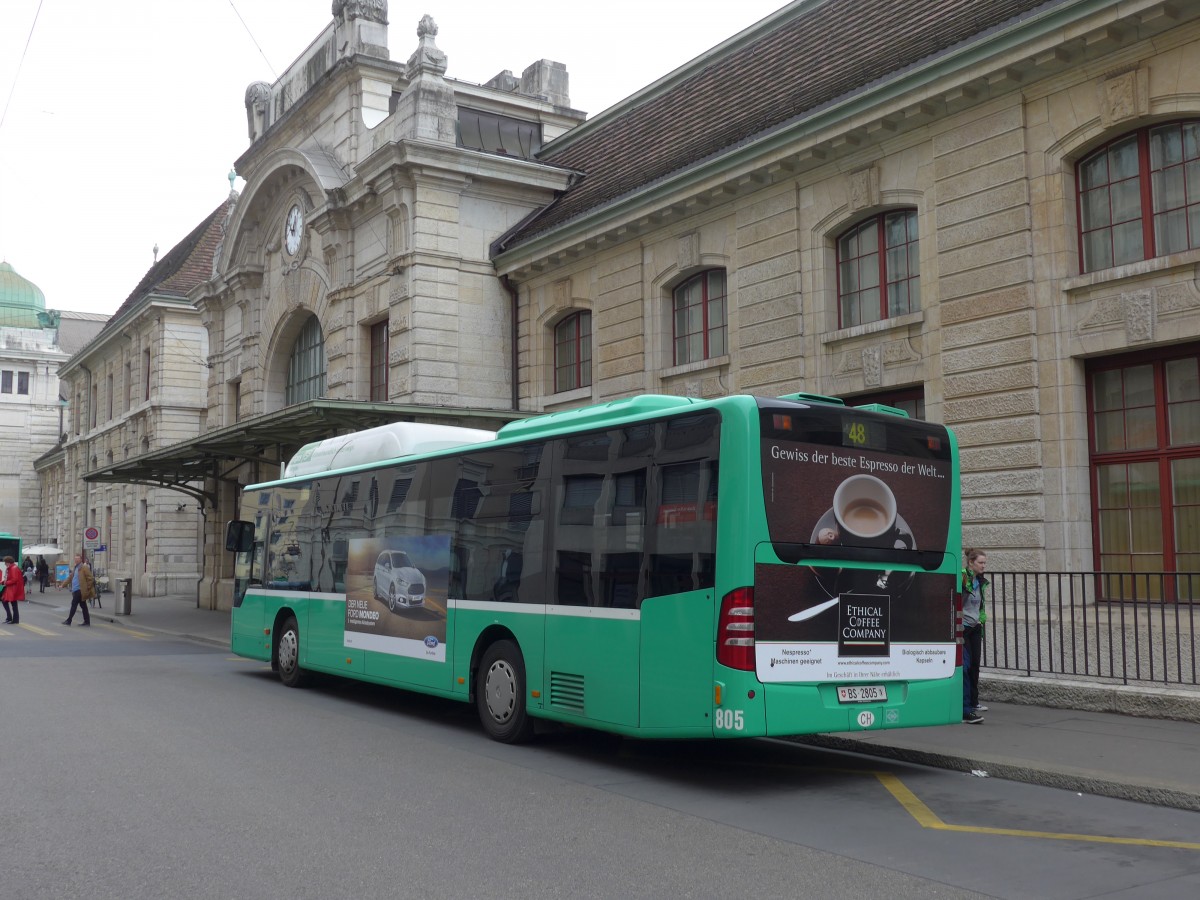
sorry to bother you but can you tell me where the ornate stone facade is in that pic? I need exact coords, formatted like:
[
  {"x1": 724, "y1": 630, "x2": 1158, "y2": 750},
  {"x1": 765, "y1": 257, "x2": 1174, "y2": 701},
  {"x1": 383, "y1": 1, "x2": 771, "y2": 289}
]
[
  {"x1": 495, "y1": 1, "x2": 1200, "y2": 576},
  {"x1": 193, "y1": 13, "x2": 583, "y2": 607}
]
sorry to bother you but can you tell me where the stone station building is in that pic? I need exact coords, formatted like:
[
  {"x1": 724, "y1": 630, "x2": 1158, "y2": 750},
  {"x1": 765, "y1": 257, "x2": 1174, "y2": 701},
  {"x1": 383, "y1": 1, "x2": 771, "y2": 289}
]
[
  {"x1": 493, "y1": 0, "x2": 1200, "y2": 588},
  {"x1": 82, "y1": 0, "x2": 1200, "y2": 606}
]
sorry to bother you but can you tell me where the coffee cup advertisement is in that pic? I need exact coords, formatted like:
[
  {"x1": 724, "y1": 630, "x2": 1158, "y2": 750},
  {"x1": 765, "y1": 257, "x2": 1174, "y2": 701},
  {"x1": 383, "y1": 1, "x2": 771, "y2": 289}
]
[
  {"x1": 760, "y1": 437, "x2": 951, "y2": 554},
  {"x1": 755, "y1": 426, "x2": 956, "y2": 681}
]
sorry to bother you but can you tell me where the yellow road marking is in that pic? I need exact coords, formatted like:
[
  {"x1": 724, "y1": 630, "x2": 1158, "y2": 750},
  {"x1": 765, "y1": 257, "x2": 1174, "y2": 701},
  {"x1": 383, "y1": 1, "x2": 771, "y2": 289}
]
[
  {"x1": 873, "y1": 771, "x2": 1200, "y2": 850},
  {"x1": 16, "y1": 622, "x2": 58, "y2": 636},
  {"x1": 94, "y1": 622, "x2": 152, "y2": 639}
]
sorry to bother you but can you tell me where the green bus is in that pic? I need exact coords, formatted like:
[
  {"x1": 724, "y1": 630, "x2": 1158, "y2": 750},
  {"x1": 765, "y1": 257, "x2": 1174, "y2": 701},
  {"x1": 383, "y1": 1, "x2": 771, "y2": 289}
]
[
  {"x1": 226, "y1": 392, "x2": 963, "y2": 742},
  {"x1": 0, "y1": 533, "x2": 21, "y2": 564}
]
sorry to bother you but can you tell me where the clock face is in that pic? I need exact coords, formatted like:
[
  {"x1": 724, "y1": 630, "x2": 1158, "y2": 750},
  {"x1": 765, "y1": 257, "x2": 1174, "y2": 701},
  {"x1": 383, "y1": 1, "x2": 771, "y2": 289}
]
[{"x1": 284, "y1": 204, "x2": 304, "y2": 255}]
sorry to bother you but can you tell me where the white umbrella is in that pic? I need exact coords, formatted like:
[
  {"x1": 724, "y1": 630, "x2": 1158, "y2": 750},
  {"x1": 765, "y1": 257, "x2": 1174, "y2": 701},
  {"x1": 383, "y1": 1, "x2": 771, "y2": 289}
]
[{"x1": 23, "y1": 544, "x2": 64, "y2": 557}]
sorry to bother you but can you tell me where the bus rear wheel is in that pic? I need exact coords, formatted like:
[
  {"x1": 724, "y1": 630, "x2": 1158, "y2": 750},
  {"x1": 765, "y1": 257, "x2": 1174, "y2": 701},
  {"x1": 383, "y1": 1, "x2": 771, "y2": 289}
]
[
  {"x1": 476, "y1": 640, "x2": 535, "y2": 743},
  {"x1": 275, "y1": 615, "x2": 311, "y2": 688}
]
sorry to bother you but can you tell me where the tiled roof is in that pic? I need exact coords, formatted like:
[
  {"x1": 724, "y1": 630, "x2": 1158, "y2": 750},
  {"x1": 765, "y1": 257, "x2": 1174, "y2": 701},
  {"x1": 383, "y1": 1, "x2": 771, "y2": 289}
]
[
  {"x1": 98, "y1": 195, "x2": 236, "y2": 336},
  {"x1": 506, "y1": 0, "x2": 1061, "y2": 247},
  {"x1": 56, "y1": 312, "x2": 109, "y2": 356}
]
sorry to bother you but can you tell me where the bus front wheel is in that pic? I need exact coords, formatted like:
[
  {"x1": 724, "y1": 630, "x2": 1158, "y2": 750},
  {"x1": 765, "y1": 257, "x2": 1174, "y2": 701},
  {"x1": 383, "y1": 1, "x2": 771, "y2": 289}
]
[
  {"x1": 275, "y1": 615, "x2": 311, "y2": 688},
  {"x1": 476, "y1": 640, "x2": 535, "y2": 743}
]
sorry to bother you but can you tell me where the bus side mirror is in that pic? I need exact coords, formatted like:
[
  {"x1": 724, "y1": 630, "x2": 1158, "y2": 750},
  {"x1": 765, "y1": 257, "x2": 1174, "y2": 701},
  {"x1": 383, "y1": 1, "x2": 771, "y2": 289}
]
[{"x1": 225, "y1": 520, "x2": 254, "y2": 553}]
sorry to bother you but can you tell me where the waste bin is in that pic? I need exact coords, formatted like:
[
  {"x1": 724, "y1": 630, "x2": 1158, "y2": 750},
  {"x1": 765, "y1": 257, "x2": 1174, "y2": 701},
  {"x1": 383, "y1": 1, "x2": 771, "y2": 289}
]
[{"x1": 114, "y1": 579, "x2": 132, "y2": 615}]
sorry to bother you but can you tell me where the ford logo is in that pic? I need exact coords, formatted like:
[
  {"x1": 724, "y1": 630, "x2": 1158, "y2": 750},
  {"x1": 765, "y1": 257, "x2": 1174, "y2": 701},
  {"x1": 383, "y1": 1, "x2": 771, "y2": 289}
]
[{"x1": 423, "y1": 636, "x2": 439, "y2": 648}]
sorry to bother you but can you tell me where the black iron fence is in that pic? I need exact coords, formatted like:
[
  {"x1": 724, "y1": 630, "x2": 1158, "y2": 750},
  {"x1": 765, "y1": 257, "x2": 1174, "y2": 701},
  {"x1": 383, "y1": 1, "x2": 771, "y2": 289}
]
[{"x1": 983, "y1": 571, "x2": 1200, "y2": 687}]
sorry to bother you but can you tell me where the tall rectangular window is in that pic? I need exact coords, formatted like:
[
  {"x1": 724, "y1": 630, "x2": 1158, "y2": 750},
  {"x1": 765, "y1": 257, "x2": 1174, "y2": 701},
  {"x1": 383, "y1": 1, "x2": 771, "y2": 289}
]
[
  {"x1": 144, "y1": 350, "x2": 151, "y2": 401},
  {"x1": 837, "y1": 209, "x2": 920, "y2": 328},
  {"x1": 369, "y1": 321, "x2": 389, "y2": 402},
  {"x1": 672, "y1": 270, "x2": 727, "y2": 365},
  {"x1": 1088, "y1": 346, "x2": 1200, "y2": 599},
  {"x1": 554, "y1": 312, "x2": 591, "y2": 392},
  {"x1": 106, "y1": 373, "x2": 114, "y2": 420},
  {"x1": 17, "y1": 372, "x2": 29, "y2": 395},
  {"x1": 0, "y1": 371, "x2": 11, "y2": 393}
]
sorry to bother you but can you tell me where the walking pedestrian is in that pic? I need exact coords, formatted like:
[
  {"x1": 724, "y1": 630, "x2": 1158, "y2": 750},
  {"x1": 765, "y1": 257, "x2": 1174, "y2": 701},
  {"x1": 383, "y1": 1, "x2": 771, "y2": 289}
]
[
  {"x1": 961, "y1": 548, "x2": 988, "y2": 724},
  {"x1": 63, "y1": 553, "x2": 94, "y2": 627},
  {"x1": 36, "y1": 556, "x2": 50, "y2": 593},
  {"x1": 3, "y1": 555, "x2": 26, "y2": 624}
]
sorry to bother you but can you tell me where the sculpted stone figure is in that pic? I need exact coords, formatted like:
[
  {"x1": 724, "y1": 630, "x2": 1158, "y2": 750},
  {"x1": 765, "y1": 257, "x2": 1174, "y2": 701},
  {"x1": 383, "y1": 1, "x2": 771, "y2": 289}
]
[{"x1": 332, "y1": 0, "x2": 388, "y2": 24}]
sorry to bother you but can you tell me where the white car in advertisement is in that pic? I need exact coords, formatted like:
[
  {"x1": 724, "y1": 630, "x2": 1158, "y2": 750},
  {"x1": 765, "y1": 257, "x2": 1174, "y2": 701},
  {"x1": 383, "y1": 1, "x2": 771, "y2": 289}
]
[{"x1": 372, "y1": 550, "x2": 426, "y2": 611}]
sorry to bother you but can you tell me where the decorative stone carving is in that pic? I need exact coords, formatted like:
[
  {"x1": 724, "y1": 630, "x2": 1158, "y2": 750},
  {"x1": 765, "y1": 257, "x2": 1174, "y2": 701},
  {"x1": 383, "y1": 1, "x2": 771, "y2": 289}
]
[
  {"x1": 552, "y1": 279, "x2": 570, "y2": 307},
  {"x1": 1124, "y1": 289, "x2": 1154, "y2": 343},
  {"x1": 389, "y1": 315, "x2": 409, "y2": 334},
  {"x1": 244, "y1": 81, "x2": 271, "y2": 141},
  {"x1": 332, "y1": 0, "x2": 388, "y2": 25},
  {"x1": 327, "y1": 339, "x2": 346, "y2": 359},
  {"x1": 678, "y1": 233, "x2": 699, "y2": 271},
  {"x1": 390, "y1": 209, "x2": 409, "y2": 257},
  {"x1": 1156, "y1": 282, "x2": 1200, "y2": 316},
  {"x1": 882, "y1": 337, "x2": 920, "y2": 365},
  {"x1": 1077, "y1": 295, "x2": 1124, "y2": 330},
  {"x1": 847, "y1": 166, "x2": 881, "y2": 213},
  {"x1": 862, "y1": 346, "x2": 882, "y2": 386},
  {"x1": 834, "y1": 350, "x2": 862, "y2": 375},
  {"x1": 407, "y1": 15, "x2": 447, "y2": 78},
  {"x1": 389, "y1": 277, "x2": 410, "y2": 303},
  {"x1": 389, "y1": 345, "x2": 409, "y2": 364},
  {"x1": 1097, "y1": 67, "x2": 1148, "y2": 127},
  {"x1": 1078, "y1": 288, "x2": 1156, "y2": 343}
]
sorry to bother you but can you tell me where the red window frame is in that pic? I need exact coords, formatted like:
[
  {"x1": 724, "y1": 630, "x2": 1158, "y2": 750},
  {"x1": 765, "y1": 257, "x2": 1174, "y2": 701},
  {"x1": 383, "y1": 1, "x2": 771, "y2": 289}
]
[
  {"x1": 672, "y1": 270, "x2": 727, "y2": 365},
  {"x1": 1077, "y1": 119, "x2": 1200, "y2": 274},
  {"x1": 836, "y1": 209, "x2": 920, "y2": 329},
  {"x1": 1086, "y1": 343, "x2": 1200, "y2": 597},
  {"x1": 554, "y1": 311, "x2": 592, "y2": 393},
  {"x1": 369, "y1": 321, "x2": 389, "y2": 402}
]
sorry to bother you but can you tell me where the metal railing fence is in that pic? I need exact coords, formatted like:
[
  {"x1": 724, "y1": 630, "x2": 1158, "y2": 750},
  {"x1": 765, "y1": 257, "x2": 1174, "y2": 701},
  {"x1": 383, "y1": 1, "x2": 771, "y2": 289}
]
[{"x1": 983, "y1": 571, "x2": 1200, "y2": 688}]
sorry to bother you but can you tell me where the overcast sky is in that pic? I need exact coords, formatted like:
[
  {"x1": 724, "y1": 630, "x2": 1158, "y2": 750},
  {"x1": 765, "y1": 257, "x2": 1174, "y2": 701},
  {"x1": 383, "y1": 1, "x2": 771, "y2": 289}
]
[{"x1": 0, "y1": 0, "x2": 789, "y2": 317}]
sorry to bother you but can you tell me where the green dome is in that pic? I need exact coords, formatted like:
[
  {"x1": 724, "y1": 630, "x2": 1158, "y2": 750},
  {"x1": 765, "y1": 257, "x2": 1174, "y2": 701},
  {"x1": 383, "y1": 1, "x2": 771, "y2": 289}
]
[{"x1": 0, "y1": 261, "x2": 47, "y2": 328}]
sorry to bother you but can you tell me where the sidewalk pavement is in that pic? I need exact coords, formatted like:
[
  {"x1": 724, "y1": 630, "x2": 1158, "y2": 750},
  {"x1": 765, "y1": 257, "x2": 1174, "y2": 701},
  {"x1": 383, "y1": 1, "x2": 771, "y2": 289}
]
[{"x1": 28, "y1": 589, "x2": 1200, "y2": 812}]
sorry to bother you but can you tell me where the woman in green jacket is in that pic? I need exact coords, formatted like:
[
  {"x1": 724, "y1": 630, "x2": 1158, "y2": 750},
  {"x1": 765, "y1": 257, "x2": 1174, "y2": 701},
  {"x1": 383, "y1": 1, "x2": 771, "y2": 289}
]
[{"x1": 961, "y1": 548, "x2": 988, "y2": 723}]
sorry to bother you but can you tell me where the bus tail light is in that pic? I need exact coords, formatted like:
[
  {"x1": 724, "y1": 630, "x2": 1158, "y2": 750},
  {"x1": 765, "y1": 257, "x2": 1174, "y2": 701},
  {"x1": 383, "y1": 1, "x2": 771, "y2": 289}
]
[
  {"x1": 717, "y1": 587, "x2": 755, "y2": 671},
  {"x1": 954, "y1": 590, "x2": 963, "y2": 668}
]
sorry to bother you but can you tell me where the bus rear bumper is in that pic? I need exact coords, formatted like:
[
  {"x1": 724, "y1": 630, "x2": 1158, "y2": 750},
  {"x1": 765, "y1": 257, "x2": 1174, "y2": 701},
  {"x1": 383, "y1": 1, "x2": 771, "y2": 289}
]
[{"x1": 762, "y1": 676, "x2": 961, "y2": 735}]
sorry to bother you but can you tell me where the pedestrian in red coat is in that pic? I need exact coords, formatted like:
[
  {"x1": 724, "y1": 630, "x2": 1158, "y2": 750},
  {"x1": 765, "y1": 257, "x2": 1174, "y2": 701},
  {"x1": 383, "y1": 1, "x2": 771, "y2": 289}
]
[{"x1": 2, "y1": 555, "x2": 26, "y2": 624}]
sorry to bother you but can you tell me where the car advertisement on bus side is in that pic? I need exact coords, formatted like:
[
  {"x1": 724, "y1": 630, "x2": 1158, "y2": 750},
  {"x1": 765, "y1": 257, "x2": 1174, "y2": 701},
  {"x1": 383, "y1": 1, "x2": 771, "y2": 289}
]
[{"x1": 343, "y1": 535, "x2": 451, "y2": 662}]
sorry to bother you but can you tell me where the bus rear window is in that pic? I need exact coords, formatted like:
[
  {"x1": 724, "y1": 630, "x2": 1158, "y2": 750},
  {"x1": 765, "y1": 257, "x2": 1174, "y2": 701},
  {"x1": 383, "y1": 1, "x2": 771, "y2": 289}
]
[{"x1": 758, "y1": 402, "x2": 952, "y2": 566}]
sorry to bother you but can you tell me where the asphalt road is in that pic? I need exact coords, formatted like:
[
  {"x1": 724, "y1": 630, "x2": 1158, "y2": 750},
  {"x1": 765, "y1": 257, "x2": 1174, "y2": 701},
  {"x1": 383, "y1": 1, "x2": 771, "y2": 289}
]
[{"x1": 3, "y1": 601, "x2": 1199, "y2": 900}]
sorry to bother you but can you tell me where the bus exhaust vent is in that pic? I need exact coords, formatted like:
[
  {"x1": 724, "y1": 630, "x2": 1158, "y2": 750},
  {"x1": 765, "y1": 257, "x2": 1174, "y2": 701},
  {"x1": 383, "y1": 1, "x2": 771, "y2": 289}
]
[{"x1": 549, "y1": 671, "x2": 585, "y2": 714}]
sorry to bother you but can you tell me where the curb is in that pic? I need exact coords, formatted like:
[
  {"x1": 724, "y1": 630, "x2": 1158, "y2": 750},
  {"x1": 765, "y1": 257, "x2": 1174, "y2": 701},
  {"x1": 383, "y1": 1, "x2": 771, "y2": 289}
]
[
  {"x1": 101, "y1": 613, "x2": 228, "y2": 649},
  {"x1": 983, "y1": 672, "x2": 1200, "y2": 724},
  {"x1": 786, "y1": 733, "x2": 1200, "y2": 812}
]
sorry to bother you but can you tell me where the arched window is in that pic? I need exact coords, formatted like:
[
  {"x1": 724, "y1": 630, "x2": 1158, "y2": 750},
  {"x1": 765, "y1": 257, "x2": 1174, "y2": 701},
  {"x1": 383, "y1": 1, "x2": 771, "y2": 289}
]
[
  {"x1": 285, "y1": 316, "x2": 326, "y2": 405},
  {"x1": 673, "y1": 269, "x2": 727, "y2": 365},
  {"x1": 554, "y1": 311, "x2": 591, "y2": 392},
  {"x1": 1078, "y1": 120, "x2": 1200, "y2": 273},
  {"x1": 837, "y1": 209, "x2": 919, "y2": 328}
]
